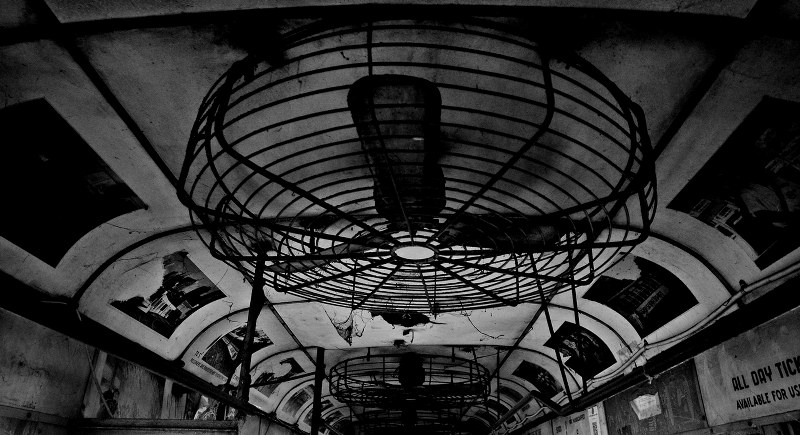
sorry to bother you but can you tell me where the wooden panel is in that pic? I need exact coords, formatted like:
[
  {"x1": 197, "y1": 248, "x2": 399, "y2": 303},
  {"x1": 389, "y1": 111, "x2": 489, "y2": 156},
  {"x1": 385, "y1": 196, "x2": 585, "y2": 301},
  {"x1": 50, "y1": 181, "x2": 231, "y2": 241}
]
[{"x1": 603, "y1": 360, "x2": 707, "y2": 435}]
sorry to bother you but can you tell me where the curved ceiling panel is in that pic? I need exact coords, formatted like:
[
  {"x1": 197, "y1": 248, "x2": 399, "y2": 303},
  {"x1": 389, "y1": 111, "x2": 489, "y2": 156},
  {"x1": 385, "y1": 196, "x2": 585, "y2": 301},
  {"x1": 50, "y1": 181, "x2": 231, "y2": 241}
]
[
  {"x1": 248, "y1": 349, "x2": 317, "y2": 413},
  {"x1": 78, "y1": 233, "x2": 252, "y2": 359},
  {"x1": 179, "y1": 309, "x2": 300, "y2": 387},
  {"x1": 0, "y1": 40, "x2": 185, "y2": 297}
]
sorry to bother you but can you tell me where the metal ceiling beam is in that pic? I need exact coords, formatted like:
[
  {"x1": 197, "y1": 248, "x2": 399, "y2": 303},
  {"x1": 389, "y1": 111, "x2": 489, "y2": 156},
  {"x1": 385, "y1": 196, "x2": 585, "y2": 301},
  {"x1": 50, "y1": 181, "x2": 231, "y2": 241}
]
[
  {"x1": 509, "y1": 270, "x2": 800, "y2": 435},
  {"x1": 651, "y1": 0, "x2": 787, "y2": 159},
  {"x1": 31, "y1": 0, "x2": 179, "y2": 188},
  {"x1": 0, "y1": 4, "x2": 750, "y2": 47},
  {"x1": 0, "y1": 271, "x2": 298, "y2": 433}
]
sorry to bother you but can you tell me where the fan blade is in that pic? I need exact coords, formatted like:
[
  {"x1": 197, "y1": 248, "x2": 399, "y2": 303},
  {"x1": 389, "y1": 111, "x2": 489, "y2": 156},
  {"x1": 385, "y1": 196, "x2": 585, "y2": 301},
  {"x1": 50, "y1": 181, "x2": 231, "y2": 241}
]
[
  {"x1": 438, "y1": 215, "x2": 567, "y2": 252},
  {"x1": 348, "y1": 74, "x2": 446, "y2": 221}
]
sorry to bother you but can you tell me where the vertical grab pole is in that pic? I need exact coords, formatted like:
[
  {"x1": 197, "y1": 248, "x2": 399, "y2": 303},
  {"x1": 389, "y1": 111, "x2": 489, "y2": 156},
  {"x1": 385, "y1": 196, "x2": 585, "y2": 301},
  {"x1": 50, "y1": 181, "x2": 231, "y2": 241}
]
[
  {"x1": 310, "y1": 347, "x2": 326, "y2": 435},
  {"x1": 237, "y1": 259, "x2": 266, "y2": 402}
]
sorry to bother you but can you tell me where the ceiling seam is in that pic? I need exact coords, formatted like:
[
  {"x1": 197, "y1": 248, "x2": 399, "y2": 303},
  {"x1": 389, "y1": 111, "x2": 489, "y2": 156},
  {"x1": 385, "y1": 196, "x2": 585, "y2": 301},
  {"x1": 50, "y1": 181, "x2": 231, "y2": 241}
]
[
  {"x1": 33, "y1": 0, "x2": 180, "y2": 188},
  {"x1": 652, "y1": 0, "x2": 778, "y2": 160},
  {"x1": 619, "y1": 226, "x2": 738, "y2": 297}
]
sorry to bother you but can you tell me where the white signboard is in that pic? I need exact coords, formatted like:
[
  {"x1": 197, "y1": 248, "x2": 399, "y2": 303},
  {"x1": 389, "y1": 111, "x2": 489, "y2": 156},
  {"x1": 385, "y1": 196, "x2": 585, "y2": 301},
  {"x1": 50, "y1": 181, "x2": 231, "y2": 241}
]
[
  {"x1": 524, "y1": 420, "x2": 554, "y2": 435},
  {"x1": 694, "y1": 307, "x2": 800, "y2": 426},
  {"x1": 586, "y1": 404, "x2": 608, "y2": 435}
]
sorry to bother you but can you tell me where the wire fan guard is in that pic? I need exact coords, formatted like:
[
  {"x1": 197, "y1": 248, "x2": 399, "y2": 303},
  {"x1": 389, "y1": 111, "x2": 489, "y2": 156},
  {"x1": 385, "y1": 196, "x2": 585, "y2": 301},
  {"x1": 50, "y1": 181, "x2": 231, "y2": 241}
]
[
  {"x1": 355, "y1": 409, "x2": 470, "y2": 435},
  {"x1": 328, "y1": 353, "x2": 491, "y2": 407},
  {"x1": 179, "y1": 18, "x2": 656, "y2": 312}
]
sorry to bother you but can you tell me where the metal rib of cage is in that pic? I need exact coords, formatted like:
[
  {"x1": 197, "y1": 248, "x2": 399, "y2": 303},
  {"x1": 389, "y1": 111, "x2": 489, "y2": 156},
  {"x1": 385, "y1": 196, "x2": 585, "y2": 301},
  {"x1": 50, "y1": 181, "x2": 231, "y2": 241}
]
[{"x1": 179, "y1": 18, "x2": 656, "y2": 313}]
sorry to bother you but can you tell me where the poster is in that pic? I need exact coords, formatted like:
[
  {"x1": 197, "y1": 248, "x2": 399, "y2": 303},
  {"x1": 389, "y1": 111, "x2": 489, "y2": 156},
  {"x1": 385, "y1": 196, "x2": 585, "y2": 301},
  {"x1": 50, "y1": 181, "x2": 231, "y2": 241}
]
[
  {"x1": 544, "y1": 322, "x2": 615, "y2": 379},
  {"x1": 111, "y1": 251, "x2": 226, "y2": 338},
  {"x1": 552, "y1": 410, "x2": 590, "y2": 435},
  {"x1": 254, "y1": 357, "x2": 305, "y2": 398},
  {"x1": 499, "y1": 385, "x2": 523, "y2": 403},
  {"x1": 200, "y1": 325, "x2": 273, "y2": 379},
  {"x1": 0, "y1": 99, "x2": 145, "y2": 266},
  {"x1": 583, "y1": 255, "x2": 698, "y2": 336},
  {"x1": 669, "y1": 97, "x2": 800, "y2": 269},
  {"x1": 282, "y1": 385, "x2": 314, "y2": 416},
  {"x1": 694, "y1": 308, "x2": 800, "y2": 426},
  {"x1": 512, "y1": 360, "x2": 563, "y2": 398},
  {"x1": 586, "y1": 404, "x2": 607, "y2": 435},
  {"x1": 550, "y1": 405, "x2": 607, "y2": 435}
]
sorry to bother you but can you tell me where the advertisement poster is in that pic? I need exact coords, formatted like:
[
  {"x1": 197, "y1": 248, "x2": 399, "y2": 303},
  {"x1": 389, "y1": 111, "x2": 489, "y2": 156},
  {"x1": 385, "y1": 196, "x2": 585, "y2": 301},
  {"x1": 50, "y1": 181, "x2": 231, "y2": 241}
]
[
  {"x1": 544, "y1": 322, "x2": 616, "y2": 379},
  {"x1": 254, "y1": 357, "x2": 305, "y2": 398},
  {"x1": 583, "y1": 255, "x2": 697, "y2": 337},
  {"x1": 669, "y1": 97, "x2": 800, "y2": 269},
  {"x1": 587, "y1": 404, "x2": 608, "y2": 435},
  {"x1": 111, "y1": 251, "x2": 226, "y2": 338},
  {"x1": 552, "y1": 409, "x2": 592, "y2": 435},
  {"x1": 694, "y1": 308, "x2": 800, "y2": 426},
  {"x1": 512, "y1": 360, "x2": 563, "y2": 398}
]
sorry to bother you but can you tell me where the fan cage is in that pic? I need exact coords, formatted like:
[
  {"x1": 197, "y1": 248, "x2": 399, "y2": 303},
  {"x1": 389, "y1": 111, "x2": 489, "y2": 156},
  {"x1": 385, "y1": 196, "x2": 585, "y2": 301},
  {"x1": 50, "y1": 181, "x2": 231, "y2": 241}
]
[
  {"x1": 179, "y1": 17, "x2": 656, "y2": 313},
  {"x1": 328, "y1": 353, "x2": 491, "y2": 407},
  {"x1": 354, "y1": 409, "x2": 471, "y2": 435}
]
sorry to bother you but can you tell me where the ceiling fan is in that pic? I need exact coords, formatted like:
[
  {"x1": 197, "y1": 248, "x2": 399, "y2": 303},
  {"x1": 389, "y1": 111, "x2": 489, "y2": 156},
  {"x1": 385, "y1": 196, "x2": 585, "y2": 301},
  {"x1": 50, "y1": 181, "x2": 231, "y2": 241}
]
[
  {"x1": 178, "y1": 18, "x2": 655, "y2": 313},
  {"x1": 329, "y1": 352, "x2": 491, "y2": 407}
]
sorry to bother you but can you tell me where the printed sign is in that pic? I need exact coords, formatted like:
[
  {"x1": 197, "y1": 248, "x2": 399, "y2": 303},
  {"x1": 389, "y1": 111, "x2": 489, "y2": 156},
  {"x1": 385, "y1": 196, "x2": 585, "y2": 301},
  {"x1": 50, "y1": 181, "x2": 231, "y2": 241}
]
[
  {"x1": 553, "y1": 410, "x2": 593, "y2": 435},
  {"x1": 630, "y1": 393, "x2": 662, "y2": 420},
  {"x1": 694, "y1": 308, "x2": 800, "y2": 426},
  {"x1": 587, "y1": 405, "x2": 602, "y2": 435}
]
